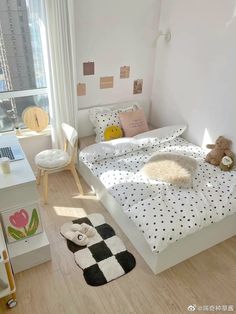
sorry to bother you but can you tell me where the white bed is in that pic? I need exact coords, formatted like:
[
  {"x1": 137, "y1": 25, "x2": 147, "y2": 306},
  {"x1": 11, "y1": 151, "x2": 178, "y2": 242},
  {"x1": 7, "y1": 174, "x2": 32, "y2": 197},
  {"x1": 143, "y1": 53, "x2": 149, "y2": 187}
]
[{"x1": 77, "y1": 102, "x2": 236, "y2": 274}]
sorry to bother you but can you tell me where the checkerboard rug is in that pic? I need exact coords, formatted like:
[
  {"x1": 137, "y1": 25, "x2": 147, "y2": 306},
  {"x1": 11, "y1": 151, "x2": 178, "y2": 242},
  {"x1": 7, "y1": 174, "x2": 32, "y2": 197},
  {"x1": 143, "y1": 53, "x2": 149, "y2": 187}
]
[{"x1": 60, "y1": 213, "x2": 136, "y2": 286}]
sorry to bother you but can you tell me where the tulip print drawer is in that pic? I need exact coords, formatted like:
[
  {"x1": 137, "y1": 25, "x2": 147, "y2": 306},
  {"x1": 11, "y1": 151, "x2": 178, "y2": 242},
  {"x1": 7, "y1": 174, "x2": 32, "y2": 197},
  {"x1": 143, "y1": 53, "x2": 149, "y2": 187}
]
[{"x1": 1, "y1": 203, "x2": 43, "y2": 244}]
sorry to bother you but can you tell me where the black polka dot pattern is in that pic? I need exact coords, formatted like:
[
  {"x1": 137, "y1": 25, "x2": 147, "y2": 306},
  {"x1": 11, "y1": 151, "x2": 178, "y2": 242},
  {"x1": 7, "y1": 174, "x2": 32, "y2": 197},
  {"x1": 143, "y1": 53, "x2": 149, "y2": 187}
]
[{"x1": 80, "y1": 136, "x2": 236, "y2": 253}]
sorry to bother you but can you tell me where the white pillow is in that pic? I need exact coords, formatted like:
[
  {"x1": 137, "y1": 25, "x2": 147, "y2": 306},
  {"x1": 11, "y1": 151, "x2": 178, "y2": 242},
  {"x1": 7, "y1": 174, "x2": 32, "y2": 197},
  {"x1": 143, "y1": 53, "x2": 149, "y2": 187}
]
[
  {"x1": 89, "y1": 102, "x2": 139, "y2": 126},
  {"x1": 93, "y1": 110, "x2": 122, "y2": 142},
  {"x1": 90, "y1": 104, "x2": 140, "y2": 142},
  {"x1": 80, "y1": 137, "x2": 134, "y2": 163},
  {"x1": 134, "y1": 124, "x2": 187, "y2": 142},
  {"x1": 89, "y1": 107, "x2": 112, "y2": 126}
]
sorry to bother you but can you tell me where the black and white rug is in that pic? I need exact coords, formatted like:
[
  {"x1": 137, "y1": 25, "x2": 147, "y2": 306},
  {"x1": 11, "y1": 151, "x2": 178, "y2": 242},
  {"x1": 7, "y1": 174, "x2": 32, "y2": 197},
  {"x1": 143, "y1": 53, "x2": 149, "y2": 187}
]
[{"x1": 60, "y1": 213, "x2": 136, "y2": 286}]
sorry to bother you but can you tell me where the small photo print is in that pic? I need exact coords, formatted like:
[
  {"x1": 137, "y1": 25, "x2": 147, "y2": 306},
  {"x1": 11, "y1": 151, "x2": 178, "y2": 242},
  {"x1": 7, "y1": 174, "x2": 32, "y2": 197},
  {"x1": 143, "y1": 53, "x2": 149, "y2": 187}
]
[
  {"x1": 83, "y1": 62, "x2": 95, "y2": 76},
  {"x1": 133, "y1": 79, "x2": 143, "y2": 94},
  {"x1": 100, "y1": 76, "x2": 114, "y2": 89},
  {"x1": 1, "y1": 203, "x2": 43, "y2": 243},
  {"x1": 120, "y1": 66, "x2": 130, "y2": 79},
  {"x1": 77, "y1": 83, "x2": 86, "y2": 96}
]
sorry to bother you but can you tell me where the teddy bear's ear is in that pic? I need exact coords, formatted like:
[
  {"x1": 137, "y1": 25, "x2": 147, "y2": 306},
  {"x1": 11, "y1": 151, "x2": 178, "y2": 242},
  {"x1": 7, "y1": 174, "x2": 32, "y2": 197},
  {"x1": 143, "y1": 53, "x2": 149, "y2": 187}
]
[{"x1": 216, "y1": 136, "x2": 223, "y2": 143}]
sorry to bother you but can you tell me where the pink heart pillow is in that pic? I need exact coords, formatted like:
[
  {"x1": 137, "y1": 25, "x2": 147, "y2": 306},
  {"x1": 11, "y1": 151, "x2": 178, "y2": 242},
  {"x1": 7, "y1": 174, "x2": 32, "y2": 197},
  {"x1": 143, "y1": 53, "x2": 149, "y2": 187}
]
[{"x1": 118, "y1": 108, "x2": 149, "y2": 137}]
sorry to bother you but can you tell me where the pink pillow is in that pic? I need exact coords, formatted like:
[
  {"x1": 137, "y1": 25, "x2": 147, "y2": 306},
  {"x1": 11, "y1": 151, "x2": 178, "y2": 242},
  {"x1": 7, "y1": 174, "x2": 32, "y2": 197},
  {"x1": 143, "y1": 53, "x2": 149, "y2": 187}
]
[{"x1": 118, "y1": 108, "x2": 149, "y2": 137}]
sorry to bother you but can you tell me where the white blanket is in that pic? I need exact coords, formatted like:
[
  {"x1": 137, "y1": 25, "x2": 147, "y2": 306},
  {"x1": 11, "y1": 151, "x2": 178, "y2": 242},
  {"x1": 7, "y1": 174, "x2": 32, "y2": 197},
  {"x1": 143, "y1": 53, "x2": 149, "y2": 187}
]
[{"x1": 80, "y1": 136, "x2": 236, "y2": 253}]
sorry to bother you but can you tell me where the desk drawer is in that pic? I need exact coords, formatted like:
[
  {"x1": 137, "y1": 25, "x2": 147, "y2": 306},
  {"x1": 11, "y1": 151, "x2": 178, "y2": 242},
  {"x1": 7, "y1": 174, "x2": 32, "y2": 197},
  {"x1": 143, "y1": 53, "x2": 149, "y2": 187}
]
[
  {"x1": 8, "y1": 232, "x2": 51, "y2": 273},
  {"x1": 0, "y1": 182, "x2": 38, "y2": 210}
]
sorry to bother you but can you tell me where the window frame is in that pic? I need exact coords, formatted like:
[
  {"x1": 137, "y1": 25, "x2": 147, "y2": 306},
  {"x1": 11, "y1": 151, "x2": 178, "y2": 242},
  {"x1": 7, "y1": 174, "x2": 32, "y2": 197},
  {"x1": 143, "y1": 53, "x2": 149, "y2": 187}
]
[
  {"x1": 0, "y1": 0, "x2": 49, "y2": 133},
  {"x1": 0, "y1": 88, "x2": 48, "y2": 100}
]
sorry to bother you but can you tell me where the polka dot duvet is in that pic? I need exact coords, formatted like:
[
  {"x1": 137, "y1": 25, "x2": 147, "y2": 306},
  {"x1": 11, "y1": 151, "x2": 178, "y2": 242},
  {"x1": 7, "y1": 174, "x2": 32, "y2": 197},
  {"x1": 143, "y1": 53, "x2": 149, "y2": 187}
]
[{"x1": 80, "y1": 136, "x2": 236, "y2": 253}]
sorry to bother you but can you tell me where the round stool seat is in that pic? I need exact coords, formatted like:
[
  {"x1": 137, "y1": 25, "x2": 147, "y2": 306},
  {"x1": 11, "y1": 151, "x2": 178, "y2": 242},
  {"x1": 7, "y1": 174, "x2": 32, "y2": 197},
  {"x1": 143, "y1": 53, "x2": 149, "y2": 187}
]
[{"x1": 35, "y1": 149, "x2": 70, "y2": 169}]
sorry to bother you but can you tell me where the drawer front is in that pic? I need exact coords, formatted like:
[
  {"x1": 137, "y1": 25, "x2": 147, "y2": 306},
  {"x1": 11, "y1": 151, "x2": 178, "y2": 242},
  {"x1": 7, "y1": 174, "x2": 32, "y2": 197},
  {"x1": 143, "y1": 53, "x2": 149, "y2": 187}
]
[
  {"x1": 0, "y1": 202, "x2": 43, "y2": 244},
  {"x1": 0, "y1": 183, "x2": 39, "y2": 210}
]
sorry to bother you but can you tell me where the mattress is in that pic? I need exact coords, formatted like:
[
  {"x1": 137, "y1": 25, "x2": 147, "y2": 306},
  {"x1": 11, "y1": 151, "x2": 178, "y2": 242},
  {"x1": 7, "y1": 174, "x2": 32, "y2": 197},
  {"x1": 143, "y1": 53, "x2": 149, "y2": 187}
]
[{"x1": 79, "y1": 136, "x2": 236, "y2": 253}]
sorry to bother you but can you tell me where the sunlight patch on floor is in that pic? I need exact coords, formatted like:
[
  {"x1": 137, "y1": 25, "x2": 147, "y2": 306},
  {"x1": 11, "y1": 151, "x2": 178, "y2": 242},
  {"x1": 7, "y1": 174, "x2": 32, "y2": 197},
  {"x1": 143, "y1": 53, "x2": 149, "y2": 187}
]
[
  {"x1": 72, "y1": 194, "x2": 98, "y2": 200},
  {"x1": 53, "y1": 206, "x2": 87, "y2": 218}
]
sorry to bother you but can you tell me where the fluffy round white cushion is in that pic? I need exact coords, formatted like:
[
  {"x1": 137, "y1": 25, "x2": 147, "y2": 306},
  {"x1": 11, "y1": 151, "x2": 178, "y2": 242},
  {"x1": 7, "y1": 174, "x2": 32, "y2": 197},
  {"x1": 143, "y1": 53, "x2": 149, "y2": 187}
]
[
  {"x1": 142, "y1": 153, "x2": 197, "y2": 187},
  {"x1": 35, "y1": 149, "x2": 70, "y2": 169}
]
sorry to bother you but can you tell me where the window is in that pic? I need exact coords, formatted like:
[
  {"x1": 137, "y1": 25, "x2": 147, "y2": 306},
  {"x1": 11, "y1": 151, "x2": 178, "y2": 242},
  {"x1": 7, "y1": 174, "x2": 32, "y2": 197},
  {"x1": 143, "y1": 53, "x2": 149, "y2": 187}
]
[{"x1": 0, "y1": 0, "x2": 49, "y2": 132}]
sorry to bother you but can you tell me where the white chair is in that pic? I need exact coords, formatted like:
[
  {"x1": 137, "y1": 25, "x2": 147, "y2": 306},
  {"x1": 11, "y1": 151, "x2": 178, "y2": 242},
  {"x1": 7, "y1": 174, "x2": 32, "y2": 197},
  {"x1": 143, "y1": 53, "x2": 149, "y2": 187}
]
[{"x1": 35, "y1": 123, "x2": 84, "y2": 204}]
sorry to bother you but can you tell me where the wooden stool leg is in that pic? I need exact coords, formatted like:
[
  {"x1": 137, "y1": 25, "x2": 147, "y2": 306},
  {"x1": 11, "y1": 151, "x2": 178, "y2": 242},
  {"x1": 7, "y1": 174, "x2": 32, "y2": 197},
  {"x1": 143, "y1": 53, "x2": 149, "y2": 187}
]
[
  {"x1": 3, "y1": 251, "x2": 16, "y2": 306},
  {"x1": 36, "y1": 168, "x2": 41, "y2": 185},
  {"x1": 43, "y1": 171, "x2": 48, "y2": 204},
  {"x1": 12, "y1": 292, "x2": 16, "y2": 300},
  {"x1": 70, "y1": 165, "x2": 84, "y2": 195}
]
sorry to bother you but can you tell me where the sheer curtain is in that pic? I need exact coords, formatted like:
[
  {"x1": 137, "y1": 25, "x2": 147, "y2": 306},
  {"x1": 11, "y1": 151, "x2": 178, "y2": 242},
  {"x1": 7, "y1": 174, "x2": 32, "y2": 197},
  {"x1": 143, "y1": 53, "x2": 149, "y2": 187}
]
[{"x1": 44, "y1": 0, "x2": 78, "y2": 148}]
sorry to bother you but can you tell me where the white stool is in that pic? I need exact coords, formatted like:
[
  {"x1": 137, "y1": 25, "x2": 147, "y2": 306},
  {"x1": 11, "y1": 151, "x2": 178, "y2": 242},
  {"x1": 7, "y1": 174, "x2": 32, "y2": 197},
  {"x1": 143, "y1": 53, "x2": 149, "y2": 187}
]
[{"x1": 35, "y1": 123, "x2": 83, "y2": 204}]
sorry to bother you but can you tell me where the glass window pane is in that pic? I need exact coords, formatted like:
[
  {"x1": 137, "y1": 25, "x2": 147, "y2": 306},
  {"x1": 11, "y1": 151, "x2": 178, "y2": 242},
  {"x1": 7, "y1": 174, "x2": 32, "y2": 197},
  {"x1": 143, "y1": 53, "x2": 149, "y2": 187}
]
[
  {"x1": 0, "y1": 0, "x2": 47, "y2": 92},
  {"x1": 0, "y1": 93, "x2": 49, "y2": 132}
]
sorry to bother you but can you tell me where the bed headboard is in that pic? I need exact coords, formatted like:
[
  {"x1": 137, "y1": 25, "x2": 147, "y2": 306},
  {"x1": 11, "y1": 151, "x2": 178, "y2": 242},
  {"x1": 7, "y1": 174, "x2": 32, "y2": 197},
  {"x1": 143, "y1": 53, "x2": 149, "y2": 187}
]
[{"x1": 77, "y1": 100, "x2": 150, "y2": 137}]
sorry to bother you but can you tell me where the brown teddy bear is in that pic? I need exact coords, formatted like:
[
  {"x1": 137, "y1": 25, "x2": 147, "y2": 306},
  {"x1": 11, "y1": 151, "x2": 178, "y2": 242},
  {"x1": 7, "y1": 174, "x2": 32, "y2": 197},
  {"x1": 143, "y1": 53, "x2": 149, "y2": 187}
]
[{"x1": 205, "y1": 136, "x2": 234, "y2": 166}]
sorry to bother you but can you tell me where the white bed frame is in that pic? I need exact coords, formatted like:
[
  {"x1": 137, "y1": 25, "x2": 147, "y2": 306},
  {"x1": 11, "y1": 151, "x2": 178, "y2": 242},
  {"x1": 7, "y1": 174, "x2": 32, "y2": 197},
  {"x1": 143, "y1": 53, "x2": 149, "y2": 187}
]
[{"x1": 77, "y1": 101, "x2": 236, "y2": 274}]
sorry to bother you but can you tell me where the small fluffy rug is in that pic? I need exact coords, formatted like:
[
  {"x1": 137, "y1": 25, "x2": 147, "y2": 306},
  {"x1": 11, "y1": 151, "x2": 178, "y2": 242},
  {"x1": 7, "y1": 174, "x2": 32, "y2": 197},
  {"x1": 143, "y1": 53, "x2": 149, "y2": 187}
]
[
  {"x1": 142, "y1": 152, "x2": 197, "y2": 187},
  {"x1": 60, "y1": 213, "x2": 136, "y2": 286}
]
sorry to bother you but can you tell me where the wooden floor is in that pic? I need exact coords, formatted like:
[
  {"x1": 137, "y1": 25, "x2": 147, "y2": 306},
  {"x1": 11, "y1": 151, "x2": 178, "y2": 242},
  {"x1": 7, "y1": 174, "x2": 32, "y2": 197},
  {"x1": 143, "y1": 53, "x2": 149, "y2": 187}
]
[{"x1": 0, "y1": 171, "x2": 235, "y2": 314}]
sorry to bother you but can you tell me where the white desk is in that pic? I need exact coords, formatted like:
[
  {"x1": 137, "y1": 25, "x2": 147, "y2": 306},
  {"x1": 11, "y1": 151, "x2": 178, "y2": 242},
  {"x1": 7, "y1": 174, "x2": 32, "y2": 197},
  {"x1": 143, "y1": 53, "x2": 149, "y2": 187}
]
[
  {"x1": 0, "y1": 135, "x2": 38, "y2": 209},
  {"x1": 0, "y1": 135, "x2": 35, "y2": 189},
  {"x1": 0, "y1": 135, "x2": 51, "y2": 273}
]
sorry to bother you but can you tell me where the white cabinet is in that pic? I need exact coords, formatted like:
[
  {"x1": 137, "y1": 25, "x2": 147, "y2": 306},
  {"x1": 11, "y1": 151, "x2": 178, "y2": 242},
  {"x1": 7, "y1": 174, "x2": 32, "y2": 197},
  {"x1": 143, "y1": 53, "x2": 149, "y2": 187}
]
[{"x1": 0, "y1": 135, "x2": 51, "y2": 274}]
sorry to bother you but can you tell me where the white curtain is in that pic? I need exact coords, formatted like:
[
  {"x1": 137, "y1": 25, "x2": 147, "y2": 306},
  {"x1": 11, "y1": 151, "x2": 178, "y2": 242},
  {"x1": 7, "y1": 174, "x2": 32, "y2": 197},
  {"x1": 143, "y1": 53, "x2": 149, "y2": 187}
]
[{"x1": 44, "y1": 0, "x2": 78, "y2": 148}]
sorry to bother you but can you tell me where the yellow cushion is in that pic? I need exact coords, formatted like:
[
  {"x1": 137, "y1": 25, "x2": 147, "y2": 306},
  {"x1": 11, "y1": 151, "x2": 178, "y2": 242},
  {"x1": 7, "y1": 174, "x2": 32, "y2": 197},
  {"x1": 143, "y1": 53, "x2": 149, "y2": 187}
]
[{"x1": 104, "y1": 125, "x2": 123, "y2": 141}]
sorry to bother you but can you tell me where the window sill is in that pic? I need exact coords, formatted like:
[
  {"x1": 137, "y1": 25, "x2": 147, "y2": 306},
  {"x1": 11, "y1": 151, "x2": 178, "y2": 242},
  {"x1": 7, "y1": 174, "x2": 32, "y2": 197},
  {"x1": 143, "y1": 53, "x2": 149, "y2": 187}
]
[{"x1": 3, "y1": 126, "x2": 51, "y2": 139}]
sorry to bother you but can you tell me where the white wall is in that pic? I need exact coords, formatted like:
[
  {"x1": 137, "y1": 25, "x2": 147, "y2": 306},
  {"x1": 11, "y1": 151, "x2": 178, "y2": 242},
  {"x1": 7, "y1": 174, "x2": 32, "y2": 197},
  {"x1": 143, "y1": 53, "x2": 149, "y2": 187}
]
[
  {"x1": 11, "y1": 1, "x2": 161, "y2": 166},
  {"x1": 75, "y1": 0, "x2": 161, "y2": 109},
  {"x1": 151, "y1": 0, "x2": 236, "y2": 149}
]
